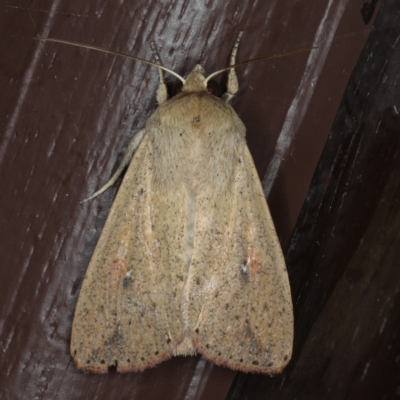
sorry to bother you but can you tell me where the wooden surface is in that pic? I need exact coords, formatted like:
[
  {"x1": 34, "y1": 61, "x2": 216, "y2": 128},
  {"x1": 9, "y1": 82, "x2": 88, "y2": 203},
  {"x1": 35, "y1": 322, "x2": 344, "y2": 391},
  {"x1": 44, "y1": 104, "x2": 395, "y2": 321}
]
[
  {"x1": 228, "y1": 0, "x2": 400, "y2": 398},
  {"x1": 0, "y1": 0, "x2": 390, "y2": 399}
]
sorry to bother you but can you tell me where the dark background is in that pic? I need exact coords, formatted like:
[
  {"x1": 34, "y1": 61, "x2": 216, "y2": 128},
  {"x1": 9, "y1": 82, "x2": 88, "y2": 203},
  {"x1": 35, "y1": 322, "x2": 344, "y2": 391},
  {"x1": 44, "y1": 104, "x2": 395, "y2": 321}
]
[{"x1": 1, "y1": 0, "x2": 399, "y2": 399}]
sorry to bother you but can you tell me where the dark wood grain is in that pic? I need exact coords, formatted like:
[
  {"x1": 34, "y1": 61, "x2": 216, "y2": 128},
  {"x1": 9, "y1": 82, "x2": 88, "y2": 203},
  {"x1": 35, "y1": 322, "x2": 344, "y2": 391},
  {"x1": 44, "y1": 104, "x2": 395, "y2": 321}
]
[
  {"x1": 0, "y1": 0, "x2": 378, "y2": 399},
  {"x1": 228, "y1": 0, "x2": 400, "y2": 398}
]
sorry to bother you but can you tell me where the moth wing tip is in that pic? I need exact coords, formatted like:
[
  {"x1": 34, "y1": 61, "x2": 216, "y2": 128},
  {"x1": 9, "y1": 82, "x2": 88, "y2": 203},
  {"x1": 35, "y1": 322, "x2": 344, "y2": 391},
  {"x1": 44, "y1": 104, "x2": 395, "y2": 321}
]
[
  {"x1": 74, "y1": 359, "x2": 108, "y2": 374},
  {"x1": 116, "y1": 349, "x2": 174, "y2": 373},
  {"x1": 193, "y1": 340, "x2": 292, "y2": 375},
  {"x1": 73, "y1": 353, "x2": 173, "y2": 374}
]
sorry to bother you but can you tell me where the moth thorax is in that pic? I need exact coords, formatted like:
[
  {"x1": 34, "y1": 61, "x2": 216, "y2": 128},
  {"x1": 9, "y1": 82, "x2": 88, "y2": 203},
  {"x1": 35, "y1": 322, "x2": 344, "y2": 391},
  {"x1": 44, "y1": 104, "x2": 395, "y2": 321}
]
[{"x1": 182, "y1": 64, "x2": 207, "y2": 93}]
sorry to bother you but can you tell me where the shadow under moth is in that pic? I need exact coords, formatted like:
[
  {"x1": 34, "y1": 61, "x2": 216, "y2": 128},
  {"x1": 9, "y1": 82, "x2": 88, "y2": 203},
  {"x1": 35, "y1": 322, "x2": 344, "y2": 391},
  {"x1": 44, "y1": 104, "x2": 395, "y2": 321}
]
[{"x1": 38, "y1": 32, "x2": 294, "y2": 374}]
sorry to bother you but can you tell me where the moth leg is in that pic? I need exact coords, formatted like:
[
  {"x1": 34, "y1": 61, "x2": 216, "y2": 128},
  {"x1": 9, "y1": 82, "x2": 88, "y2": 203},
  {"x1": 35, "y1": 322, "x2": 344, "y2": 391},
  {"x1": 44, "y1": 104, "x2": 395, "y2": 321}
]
[
  {"x1": 80, "y1": 128, "x2": 146, "y2": 204},
  {"x1": 221, "y1": 31, "x2": 243, "y2": 103},
  {"x1": 150, "y1": 41, "x2": 168, "y2": 104}
]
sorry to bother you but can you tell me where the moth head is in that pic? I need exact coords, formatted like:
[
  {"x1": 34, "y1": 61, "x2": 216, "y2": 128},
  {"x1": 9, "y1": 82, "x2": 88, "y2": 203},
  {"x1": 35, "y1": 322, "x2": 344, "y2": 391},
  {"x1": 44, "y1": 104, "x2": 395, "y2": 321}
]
[{"x1": 181, "y1": 65, "x2": 207, "y2": 93}]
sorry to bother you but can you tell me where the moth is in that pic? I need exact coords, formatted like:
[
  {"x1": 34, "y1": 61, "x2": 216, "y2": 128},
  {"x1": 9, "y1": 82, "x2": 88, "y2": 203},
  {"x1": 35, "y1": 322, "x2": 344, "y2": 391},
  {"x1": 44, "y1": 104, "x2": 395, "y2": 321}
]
[{"x1": 38, "y1": 32, "x2": 294, "y2": 374}]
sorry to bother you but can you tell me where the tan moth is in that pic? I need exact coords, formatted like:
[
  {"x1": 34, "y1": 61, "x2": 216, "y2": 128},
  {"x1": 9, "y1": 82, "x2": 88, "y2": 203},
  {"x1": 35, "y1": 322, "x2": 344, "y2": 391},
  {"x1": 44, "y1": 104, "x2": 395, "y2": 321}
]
[{"x1": 38, "y1": 32, "x2": 294, "y2": 374}]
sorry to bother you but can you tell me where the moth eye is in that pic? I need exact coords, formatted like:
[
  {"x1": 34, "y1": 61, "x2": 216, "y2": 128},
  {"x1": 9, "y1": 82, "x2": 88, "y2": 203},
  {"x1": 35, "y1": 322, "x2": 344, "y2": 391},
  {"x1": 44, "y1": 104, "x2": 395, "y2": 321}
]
[
  {"x1": 206, "y1": 80, "x2": 222, "y2": 97},
  {"x1": 175, "y1": 83, "x2": 183, "y2": 94}
]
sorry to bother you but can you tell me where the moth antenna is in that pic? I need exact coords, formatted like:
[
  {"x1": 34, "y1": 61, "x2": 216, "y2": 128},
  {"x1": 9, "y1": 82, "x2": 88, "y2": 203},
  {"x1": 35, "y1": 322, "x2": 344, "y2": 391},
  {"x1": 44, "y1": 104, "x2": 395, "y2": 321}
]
[
  {"x1": 34, "y1": 37, "x2": 186, "y2": 83},
  {"x1": 150, "y1": 41, "x2": 169, "y2": 104},
  {"x1": 205, "y1": 46, "x2": 318, "y2": 83},
  {"x1": 221, "y1": 31, "x2": 243, "y2": 103},
  {"x1": 229, "y1": 31, "x2": 244, "y2": 66}
]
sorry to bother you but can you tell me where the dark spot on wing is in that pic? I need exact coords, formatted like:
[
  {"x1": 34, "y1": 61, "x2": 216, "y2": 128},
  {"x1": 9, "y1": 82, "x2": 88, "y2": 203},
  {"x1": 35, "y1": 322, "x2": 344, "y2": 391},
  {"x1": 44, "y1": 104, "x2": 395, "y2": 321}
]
[
  {"x1": 105, "y1": 326, "x2": 123, "y2": 346},
  {"x1": 240, "y1": 260, "x2": 248, "y2": 282},
  {"x1": 123, "y1": 274, "x2": 132, "y2": 288}
]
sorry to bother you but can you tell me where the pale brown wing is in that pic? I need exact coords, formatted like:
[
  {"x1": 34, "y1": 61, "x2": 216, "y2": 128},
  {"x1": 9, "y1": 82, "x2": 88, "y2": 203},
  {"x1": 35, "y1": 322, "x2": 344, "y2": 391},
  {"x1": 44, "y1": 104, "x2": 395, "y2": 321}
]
[
  {"x1": 186, "y1": 143, "x2": 293, "y2": 374},
  {"x1": 71, "y1": 133, "x2": 188, "y2": 373}
]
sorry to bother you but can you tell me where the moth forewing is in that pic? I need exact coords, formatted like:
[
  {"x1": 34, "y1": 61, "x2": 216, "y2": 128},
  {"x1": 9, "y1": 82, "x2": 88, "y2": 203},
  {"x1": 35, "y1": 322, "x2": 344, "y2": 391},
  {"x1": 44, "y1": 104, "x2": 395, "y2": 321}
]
[
  {"x1": 65, "y1": 32, "x2": 293, "y2": 374},
  {"x1": 185, "y1": 142, "x2": 293, "y2": 374}
]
